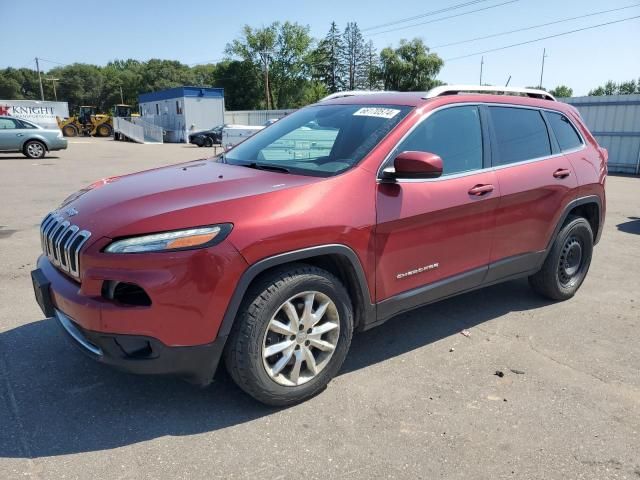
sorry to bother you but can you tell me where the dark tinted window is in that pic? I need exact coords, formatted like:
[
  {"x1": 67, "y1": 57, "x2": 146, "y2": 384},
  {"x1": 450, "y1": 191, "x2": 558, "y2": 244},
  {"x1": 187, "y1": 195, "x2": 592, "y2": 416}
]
[
  {"x1": 547, "y1": 111, "x2": 582, "y2": 151},
  {"x1": 490, "y1": 107, "x2": 551, "y2": 165},
  {"x1": 394, "y1": 106, "x2": 483, "y2": 176}
]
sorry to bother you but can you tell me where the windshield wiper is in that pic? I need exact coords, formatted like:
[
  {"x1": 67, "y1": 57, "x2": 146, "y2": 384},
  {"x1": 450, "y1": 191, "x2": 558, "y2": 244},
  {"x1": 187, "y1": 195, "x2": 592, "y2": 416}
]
[{"x1": 243, "y1": 162, "x2": 290, "y2": 174}]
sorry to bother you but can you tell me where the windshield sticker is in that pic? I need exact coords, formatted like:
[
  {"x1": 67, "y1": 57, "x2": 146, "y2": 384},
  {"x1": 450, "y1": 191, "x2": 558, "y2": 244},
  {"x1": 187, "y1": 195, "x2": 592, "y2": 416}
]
[{"x1": 353, "y1": 107, "x2": 401, "y2": 119}]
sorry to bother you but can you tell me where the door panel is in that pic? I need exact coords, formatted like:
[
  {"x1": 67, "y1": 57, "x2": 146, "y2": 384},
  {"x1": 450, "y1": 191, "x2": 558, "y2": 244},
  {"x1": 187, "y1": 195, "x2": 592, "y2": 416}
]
[
  {"x1": 375, "y1": 171, "x2": 499, "y2": 301},
  {"x1": 488, "y1": 106, "x2": 578, "y2": 263},
  {"x1": 0, "y1": 117, "x2": 20, "y2": 150},
  {"x1": 492, "y1": 158, "x2": 577, "y2": 261}
]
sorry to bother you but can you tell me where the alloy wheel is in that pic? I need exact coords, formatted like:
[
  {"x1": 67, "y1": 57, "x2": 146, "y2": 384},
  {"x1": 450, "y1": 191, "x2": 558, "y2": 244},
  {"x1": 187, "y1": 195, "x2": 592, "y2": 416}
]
[{"x1": 262, "y1": 291, "x2": 340, "y2": 387}]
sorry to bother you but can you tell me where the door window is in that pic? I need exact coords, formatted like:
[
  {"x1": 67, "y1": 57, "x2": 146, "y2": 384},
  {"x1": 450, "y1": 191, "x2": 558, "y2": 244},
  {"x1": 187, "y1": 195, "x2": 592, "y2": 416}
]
[
  {"x1": 489, "y1": 107, "x2": 551, "y2": 165},
  {"x1": 0, "y1": 118, "x2": 19, "y2": 129},
  {"x1": 546, "y1": 111, "x2": 583, "y2": 151},
  {"x1": 392, "y1": 106, "x2": 483, "y2": 176}
]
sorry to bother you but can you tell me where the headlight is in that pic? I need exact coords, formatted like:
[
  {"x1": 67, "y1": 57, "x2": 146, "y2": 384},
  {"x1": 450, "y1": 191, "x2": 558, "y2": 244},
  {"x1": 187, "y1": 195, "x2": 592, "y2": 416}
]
[{"x1": 105, "y1": 224, "x2": 232, "y2": 253}]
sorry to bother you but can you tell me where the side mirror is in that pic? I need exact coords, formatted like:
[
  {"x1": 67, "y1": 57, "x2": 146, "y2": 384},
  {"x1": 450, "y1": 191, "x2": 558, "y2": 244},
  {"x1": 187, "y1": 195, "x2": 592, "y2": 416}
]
[{"x1": 382, "y1": 151, "x2": 443, "y2": 180}]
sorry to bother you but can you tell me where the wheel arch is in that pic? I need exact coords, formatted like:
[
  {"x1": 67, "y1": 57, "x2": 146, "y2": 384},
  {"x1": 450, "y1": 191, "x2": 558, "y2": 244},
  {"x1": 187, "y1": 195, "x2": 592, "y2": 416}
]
[
  {"x1": 21, "y1": 136, "x2": 49, "y2": 152},
  {"x1": 217, "y1": 245, "x2": 375, "y2": 341},
  {"x1": 548, "y1": 195, "x2": 602, "y2": 250}
]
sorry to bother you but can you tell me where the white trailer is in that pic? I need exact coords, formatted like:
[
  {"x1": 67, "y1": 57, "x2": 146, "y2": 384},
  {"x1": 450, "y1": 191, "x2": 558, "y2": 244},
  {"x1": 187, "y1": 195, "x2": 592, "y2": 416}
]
[
  {"x1": 222, "y1": 125, "x2": 264, "y2": 150},
  {"x1": 0, "y1": 100, "x2": 69, "y2": 129}
]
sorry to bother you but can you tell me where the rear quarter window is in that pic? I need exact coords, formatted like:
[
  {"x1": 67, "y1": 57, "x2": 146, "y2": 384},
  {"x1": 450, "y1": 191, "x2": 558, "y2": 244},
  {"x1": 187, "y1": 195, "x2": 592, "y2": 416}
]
[
  {"x1": 490, "y1": 107, "x2": 551, "y2": 165},
  {"x1": 546, "y1": 111, "x2": 583, "y2": 151}
]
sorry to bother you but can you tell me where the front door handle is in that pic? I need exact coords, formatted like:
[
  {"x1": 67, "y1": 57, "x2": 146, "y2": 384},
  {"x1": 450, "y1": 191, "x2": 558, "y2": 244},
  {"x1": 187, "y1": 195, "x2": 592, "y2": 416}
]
[
  {"x1": 553, "y1": 168, "x2": 571, "y2": 179},
  {"x1": 468, "y1": 184, "x2": 494, "y2": 196}
]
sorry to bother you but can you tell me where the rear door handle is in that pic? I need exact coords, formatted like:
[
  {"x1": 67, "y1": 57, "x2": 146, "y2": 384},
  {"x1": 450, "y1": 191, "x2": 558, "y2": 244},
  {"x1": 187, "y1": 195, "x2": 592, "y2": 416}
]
[
  {"x1": 16, "y1": 133, "x2": 24, "y2": 137},
  {"x1": 553, "y1": 168, "x2": 571, "y2": 179},
  {"x1": 468, "y1": 184, "x2": 494, "y2": 196}
]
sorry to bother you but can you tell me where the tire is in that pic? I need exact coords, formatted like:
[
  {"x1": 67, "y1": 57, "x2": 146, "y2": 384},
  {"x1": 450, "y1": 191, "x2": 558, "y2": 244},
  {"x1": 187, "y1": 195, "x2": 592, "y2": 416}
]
[
  {"x1": 224, "y1": 264, "x2": 354, "y2": 406},
  {"x1": 23, "y1": 140, "x2": 46, "y2": 159},
  {"x1": 96, "y1": 124, "x2": 113, "y2": 137},
  {"x1": 529, "y1": 216, "x2": 593, "y2": 301},
  {"x1": 62, "y1": 125, "x2": 78, "y2": 137},
  {"x1": 203, "y1": 137, "x2": 213, "y2": 147}
]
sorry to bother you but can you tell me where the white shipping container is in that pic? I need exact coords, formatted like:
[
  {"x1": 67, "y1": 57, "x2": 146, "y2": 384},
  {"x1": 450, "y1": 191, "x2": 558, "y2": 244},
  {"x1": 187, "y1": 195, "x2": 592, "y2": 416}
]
[{"x1": 222, "y1": 125, "x2": 264, "y2": 150}]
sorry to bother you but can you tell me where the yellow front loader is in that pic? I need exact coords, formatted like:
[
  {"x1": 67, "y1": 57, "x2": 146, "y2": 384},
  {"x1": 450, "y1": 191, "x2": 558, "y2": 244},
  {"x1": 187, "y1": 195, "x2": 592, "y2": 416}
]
[{"x1": 57, "y1": 106, "x2": 113, "y2": 137}]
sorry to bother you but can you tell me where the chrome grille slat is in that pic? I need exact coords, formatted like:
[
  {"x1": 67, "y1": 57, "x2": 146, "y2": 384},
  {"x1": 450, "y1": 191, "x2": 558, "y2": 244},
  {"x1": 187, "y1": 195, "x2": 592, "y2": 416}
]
[{"x1": 39, "y1": 212, "x2": 91, "y2": 280}]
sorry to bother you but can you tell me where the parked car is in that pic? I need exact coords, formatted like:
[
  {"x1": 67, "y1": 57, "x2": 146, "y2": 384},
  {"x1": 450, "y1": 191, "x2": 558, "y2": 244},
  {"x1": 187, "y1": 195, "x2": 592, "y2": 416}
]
[
  {"x1": 189, "y1": 124, "x2": 225, "y2": 147},
  {"x1": 0, "y1": 116, "x2": 67, "y2": 159},
  {"x1": 32, "y1": 86, "x2": 607, "y2": 406}
]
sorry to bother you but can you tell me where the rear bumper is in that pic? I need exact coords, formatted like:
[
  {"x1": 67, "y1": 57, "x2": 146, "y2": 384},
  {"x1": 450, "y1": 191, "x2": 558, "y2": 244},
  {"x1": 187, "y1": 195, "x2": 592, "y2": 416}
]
[
  {"x1": 54, "y1": 308, "x2": 225, "y2": 385},
  {"x1": 48, "y1": 138, "x2": 68, "y2": 150}
]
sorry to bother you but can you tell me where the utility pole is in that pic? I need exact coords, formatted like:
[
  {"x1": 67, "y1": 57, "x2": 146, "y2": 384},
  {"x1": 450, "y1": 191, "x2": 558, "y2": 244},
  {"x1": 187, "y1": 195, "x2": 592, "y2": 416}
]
[
  {"x1": 46, "y1": 77, "x2": 59, "y2": 101},
  {"x1": 260, "y1": 49, "x2": 274, "y2": 110},
  {"x1": 479, "y1": 56, "x2": 484, "y2": 85},
  {"x1": 539, "y1": 48, "x2": 548, "y2": 89},
  {"x1": 35, "y1": 57, "x2": 45, "y2": 100}
]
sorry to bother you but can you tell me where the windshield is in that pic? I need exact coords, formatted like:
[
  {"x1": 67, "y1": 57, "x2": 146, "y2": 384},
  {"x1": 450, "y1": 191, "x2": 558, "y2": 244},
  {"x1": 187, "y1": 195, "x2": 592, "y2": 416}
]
[{"x1": 224, "y1": 104, "x2": 412, "y2": 176}]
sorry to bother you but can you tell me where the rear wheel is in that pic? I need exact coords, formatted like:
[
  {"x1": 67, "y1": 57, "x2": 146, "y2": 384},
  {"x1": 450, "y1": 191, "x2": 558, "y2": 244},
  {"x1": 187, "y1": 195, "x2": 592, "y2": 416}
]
[
  {"x1": 23, "y1": 140, "x2": 46, "y2": 159},
  {"x1": 203, "y1": 137, "x2": 213, "y2": 147},
  {"x1": 225, "y1": 265, "x2": 353, "y2": 406},
  {"x1": 62, "y1": 125, "x2": 78, "y2": 137},
  {"x1": 529, "y1": 216, "x2": 593, "y2": 300}
]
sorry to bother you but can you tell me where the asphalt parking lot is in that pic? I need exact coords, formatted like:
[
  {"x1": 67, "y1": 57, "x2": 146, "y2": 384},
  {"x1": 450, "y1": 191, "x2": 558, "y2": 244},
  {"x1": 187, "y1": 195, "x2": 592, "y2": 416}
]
[{"x1": 1, "y1": 138, "x2": 639, "y2": 479}]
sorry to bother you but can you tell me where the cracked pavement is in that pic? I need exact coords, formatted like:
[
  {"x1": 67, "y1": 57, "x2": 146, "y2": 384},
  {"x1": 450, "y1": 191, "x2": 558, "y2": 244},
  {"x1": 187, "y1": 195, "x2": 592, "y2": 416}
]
[{"x1": 1, "y1": 138, "x2": 639, "y2": 479}]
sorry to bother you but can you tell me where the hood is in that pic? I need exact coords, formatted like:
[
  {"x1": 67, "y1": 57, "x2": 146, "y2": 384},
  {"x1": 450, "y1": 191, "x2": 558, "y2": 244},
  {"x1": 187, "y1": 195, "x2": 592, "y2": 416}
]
[{"x1": 59, "y1": 160, "x2": 322, "y2": 240}]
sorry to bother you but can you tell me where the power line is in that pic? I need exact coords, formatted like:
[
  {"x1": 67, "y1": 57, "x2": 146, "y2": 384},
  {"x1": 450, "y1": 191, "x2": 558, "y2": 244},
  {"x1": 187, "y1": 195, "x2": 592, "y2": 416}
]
[
  {"x1": 367, "y1": 0, "x2": 520, "y2": 37},
  {"x1": 37, "y1": 57, "x2": 68, "y2": 66},
  {"x1": 362, "y1": 0, "x2": 492, "y2": 31},
  {"x1": 444, "y1": 14, "x2": 640, "y2": 60},
  {"x1": 433, "y1": 3, "x2": 640, "y2": 48}
]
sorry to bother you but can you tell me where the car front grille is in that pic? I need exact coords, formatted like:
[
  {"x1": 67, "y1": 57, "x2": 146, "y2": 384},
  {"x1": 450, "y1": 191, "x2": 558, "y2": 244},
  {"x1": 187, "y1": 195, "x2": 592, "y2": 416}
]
[{"x1": 40, "y1": 212, "x2": 91, "y2": 280}]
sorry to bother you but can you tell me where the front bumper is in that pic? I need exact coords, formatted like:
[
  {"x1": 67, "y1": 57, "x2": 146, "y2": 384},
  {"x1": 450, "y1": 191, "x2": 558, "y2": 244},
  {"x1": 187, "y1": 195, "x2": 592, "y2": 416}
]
[{"x1": 53, "y1": 307, "x2": 225, "y2": 385}]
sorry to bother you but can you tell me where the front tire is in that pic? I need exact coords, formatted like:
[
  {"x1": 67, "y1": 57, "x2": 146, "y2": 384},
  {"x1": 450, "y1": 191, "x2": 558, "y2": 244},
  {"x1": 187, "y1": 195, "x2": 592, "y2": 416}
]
[
  {"x1": 225, "y1": 264, "x2": 353, "y2": 406},
  {"x1": 529, "y1": 216, "x2": 593, "y2": 300},
  {"x1": 203, "y1": 137, "x2": 213, "y2": 147},
  {"x1": 23, "y1": 140, "x2": 46, "y2": 159}
]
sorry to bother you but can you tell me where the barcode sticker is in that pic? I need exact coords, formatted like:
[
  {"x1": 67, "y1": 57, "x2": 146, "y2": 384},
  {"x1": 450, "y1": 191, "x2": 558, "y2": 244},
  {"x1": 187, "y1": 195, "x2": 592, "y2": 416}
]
[{"x1": 353, "y1": 107, "x2": 401, "y2": 119}]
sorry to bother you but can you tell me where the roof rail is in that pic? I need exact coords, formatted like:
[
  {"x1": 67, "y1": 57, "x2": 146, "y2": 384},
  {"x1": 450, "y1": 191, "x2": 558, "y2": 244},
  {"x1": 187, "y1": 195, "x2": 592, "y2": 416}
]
[
  {"x1": 424, "y1": 85, "x2": 556, "y2": 101},
  {"x1": 319, "y1": 90, "x2": 383, "y2": 102}
]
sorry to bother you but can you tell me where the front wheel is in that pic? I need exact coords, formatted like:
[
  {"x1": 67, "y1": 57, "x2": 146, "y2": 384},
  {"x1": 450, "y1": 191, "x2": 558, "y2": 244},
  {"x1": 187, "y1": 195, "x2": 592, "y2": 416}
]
[
  {"x1": 529, "y1": 216, "x2": 593, "y2": 300},
  {"x1": 225, "y1": 265, "x2": 353, "y2": 406},
  {"x1": 203, "y1": 137, "x2": 213, "y2": 147}
]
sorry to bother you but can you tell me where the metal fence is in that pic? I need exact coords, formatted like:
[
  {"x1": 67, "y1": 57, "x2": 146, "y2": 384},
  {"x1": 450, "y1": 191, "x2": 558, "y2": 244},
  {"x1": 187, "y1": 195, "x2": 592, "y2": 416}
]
[
  {"x1": 560, "y1": 94, "x2": 640, "y2": 175},
  {"x1": 224, "y1": 109, "x2": 296, "y2": 126}
]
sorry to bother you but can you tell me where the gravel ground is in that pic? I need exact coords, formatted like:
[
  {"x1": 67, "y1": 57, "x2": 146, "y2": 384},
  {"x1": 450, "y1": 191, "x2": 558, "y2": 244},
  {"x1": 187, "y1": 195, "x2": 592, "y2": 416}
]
[{"x1": 1, "y1": 138, "x2": 639, "y2": 479}]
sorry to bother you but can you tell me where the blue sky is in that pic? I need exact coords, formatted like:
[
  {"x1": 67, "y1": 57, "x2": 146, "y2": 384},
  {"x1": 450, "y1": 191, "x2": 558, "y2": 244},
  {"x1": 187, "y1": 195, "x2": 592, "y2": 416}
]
[{"x1": 2, "y1": 0, "x2": 639, "y2": 95}]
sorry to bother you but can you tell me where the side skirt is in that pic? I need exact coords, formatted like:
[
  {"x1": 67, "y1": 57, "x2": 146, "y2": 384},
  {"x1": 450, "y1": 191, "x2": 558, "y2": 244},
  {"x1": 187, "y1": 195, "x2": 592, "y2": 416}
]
[{"x1": 367, "y1": 251, "x2": 545, "y2": 330}]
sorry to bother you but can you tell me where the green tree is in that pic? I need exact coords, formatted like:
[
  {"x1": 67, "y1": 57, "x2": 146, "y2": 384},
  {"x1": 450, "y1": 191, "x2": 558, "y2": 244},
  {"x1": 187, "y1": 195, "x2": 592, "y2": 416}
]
[
  {"x1": 341, "y1": 22, "x2": 367, "y2": 90},
  {"x1": 379, "y1": 39, "x2": 443, "y2": 91},
  {"x1": 311, "y1": 22, "x2": 345, "y2": 93},
  {"x1": 226, "y1": 23, "x2": 278, "y2": 108},
  {"x1": 364, "y1": 40, "x2": 381, "y2": 90},
  {"x1": 549, "y1": 85, "x2": 573, "y2": 98},
  {"x1": 618, "y1": 79, "x2": 637, "y2": 95},
  {"x1": 213, "y1": 60, "x2": 262, "y2": 110}
]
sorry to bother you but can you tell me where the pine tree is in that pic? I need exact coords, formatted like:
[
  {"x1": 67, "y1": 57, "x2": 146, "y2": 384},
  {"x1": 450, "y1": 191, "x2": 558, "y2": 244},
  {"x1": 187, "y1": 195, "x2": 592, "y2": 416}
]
[
  {"x1": 364, "y1": 40, "x2": 381, "y2": 90},
  {"x1": 341, "y1": 22, "x2": 367, "y2": 91},
  {"x1": 311, "y1": 22, "x2": 345, "y2": 93}
]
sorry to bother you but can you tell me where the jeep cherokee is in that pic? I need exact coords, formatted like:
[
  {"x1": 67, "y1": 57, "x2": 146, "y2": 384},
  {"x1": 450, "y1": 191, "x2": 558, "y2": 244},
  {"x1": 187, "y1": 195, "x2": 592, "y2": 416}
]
[{"x1": 32, "y1": 86, "x2": 607, "y2": 406}]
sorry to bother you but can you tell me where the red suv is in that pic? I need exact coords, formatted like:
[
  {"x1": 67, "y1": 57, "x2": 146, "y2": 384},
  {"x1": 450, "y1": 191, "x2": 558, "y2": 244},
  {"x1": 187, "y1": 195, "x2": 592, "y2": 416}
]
[{"x1": 32, "y1": 86, "x2": 607, "y2": 405}]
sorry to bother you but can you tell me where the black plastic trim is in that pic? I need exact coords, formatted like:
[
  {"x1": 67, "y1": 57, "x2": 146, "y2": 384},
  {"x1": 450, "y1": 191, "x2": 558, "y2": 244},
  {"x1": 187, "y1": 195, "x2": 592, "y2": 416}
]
[
  {"x1": 546, "y1": 195, "x2": 603, "y2": 249},
  {"x1": 56, "y1": 315, "x2": 225, "y2": 386},
  {"x1": 218, "y1": 244, "x2": 375, "y2": 338},
  {"x1": 374, "y1": 266, "x2": 487, "y2": 327}
]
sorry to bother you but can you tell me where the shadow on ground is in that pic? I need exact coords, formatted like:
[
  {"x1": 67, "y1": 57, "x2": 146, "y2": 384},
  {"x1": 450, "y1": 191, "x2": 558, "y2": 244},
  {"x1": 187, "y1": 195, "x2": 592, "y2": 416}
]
[
  {"x1": 0, "y1": 278, "x2": 550, "y2": 459},
  {"x1": 617, "y1": 217, "x2": 640, "y2": 235}
]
